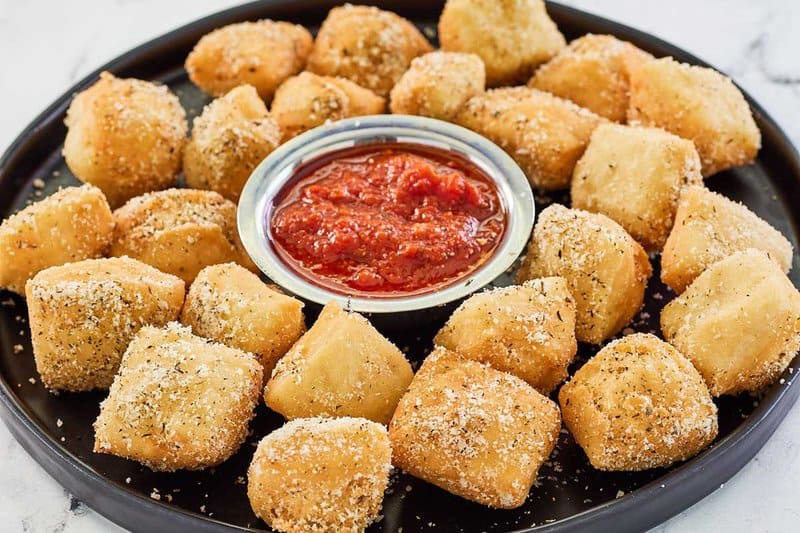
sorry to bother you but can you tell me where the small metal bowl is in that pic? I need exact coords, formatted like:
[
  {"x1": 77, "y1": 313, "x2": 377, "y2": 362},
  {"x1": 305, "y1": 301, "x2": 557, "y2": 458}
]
[{"x1": 237, "y1": 115, "x2": 534, "y2": 329}]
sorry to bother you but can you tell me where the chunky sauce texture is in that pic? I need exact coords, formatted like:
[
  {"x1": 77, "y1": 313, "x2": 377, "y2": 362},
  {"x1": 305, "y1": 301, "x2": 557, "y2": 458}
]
[{"x1": 270, "y1": 143, "x2": 506, "y2": 295}]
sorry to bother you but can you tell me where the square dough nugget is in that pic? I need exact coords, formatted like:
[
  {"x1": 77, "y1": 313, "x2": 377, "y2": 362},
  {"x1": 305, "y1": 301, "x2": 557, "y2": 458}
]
[
  {"x1": 389, "y1": 347, "x2": 561, "y2": 508},
  {"x1": 25, "y1": 257, "x2": 184, "y2": 392},
  {"x1": 438, "y1": 0, "x2": 565, "y2": 87},
  {"x1": 661, "y1": 249, "x2": 800, "y2": 396},
  {"x1": 517, "y1": 204, "x2": 651, "y2": 344},
  {"x1": 111, "y1": 188, "x2": 257, "y2": 284},
  {"x1": 529, "y1": 34, "x2": 653, "y2": 122},
  {"x1": 628, "y1": 57, "x2": 760, "y2": 176},
  {"x1": 455, "y1": 87, "x2": 605, "y2": 190},
  {"x1": 434, "y1": 277, "x2": 577, "y2": 394},
  {"x1": 94, "y1": 323, "x2": 262, "y2": 471},
  {"x1": 264, "y1": 301, "x2": 413, "y2": 424},
  {"x1": 571, "y1": 123, "x2": 703, "y2": 251},
  {"x1": 0, "y1": 184, "x2": 113, "y2": 295},
  {"x1": 661, "y1": 185, "x2": 793, "y2": 293},
  {"x1": 181, "y1": 263, "x2": 305, "y2": 377},
  {"x1": 389, "y1": 51, "x2": 485, "y2": 121},
  {"x1": 248, "y1": 417, "x2": 391, "y2": 533},
  {"x1": 559, "y1": 333, "x2": 717, "y2": 471}
]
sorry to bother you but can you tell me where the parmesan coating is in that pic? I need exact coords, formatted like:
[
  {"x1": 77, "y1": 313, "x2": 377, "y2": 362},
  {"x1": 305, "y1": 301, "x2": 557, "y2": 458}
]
[
  {"x1": 264, "y1": 302, "x2": 413, "y2": 425},
  {"x1": 271, "y1": 72, "x2": 386, "y2": 141},
  {"x1": 389, "y1": 347, "x2": 561, "y2": 509},
  {"x1": 454, "y1": 87, "x2": 605, "y2": 190},
  {"x1": 25, "y1": 257, "x2": 184, "y2": 391},
  {"x1": 434, "y1": 277, "x2": 577, "y2": 394},
  {"x1": 389, "y1": 51, "x2": 485, "y2": 121},
  {"x1": 529, "y1": 34, "x2": 653, "y2": 122},
  {"x1": 518, "y1": 204, "x2": 652, "y2": 344},
  {"x1": 94, "y1": 322, "x2": 262, "y2": 471},
  {"x1": 185, "y1": 20, "x2": 313, "y2": 101},
  {"x1": 661, "y1": 249, "x2": 800, "y2": 396},
  {"x1": 63, "y1": 72, "x2": 187, "y2": 208},
  {"x1": 0, "y1": 185, "x2": 113, "y2": 295},
  {"x1": 181, "y1": 263, "x2": 305, "y2": 377},
  {"x1": 559, "y1": 333, "x2": 718, "y2": 471},
  {"x1": 183, "y1": 85, "x2": 281, "y2": 202},
  {"x1": 661, "y1": 185, "x2": 793, "y2": 293},
  {"x1": 307, "y1": 4, "x2": 433, "y2": 98},
  {"x1": 438, "y1": 0, "x2": 565, "y2": 87},
  {"x1": 111, "y1": 188, "x2": 256, "y2": 284},
  {"x1": 248, "y1": 417, "x2": 392, "y2": 533},
  {"x1": 628, "y1": 57, "x2": 760, "y2": 176},
  {"x1": 571, "y1": 123, "x2": 703, "y2": 251}
]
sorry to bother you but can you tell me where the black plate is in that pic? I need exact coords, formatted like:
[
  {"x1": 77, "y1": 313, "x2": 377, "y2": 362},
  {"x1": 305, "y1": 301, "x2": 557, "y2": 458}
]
[{"x1": 1, "y1": 2, "x2": 799, "y2": 532}]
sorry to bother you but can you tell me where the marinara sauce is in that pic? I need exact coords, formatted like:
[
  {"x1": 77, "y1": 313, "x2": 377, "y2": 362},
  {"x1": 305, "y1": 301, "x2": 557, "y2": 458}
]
[{"x1": 269, "y1": 143, "x2": 506, "y2": 296}]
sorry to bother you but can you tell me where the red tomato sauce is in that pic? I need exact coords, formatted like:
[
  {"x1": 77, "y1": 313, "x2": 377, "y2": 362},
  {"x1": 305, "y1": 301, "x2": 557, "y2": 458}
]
[{"x1": 269, "y1": 143, "x2": 506, "y2": 296}]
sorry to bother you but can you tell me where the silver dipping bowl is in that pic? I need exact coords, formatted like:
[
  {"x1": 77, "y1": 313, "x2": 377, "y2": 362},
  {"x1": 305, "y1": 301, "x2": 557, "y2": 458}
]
[{"x1": 237, "y1": 115, "x2": 534, "y2": 330}]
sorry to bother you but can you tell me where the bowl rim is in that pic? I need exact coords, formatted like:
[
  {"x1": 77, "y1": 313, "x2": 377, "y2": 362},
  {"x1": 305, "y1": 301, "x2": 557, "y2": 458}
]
[{"x1": 237, "y1": 114, "x2": 535, "y2": 314}]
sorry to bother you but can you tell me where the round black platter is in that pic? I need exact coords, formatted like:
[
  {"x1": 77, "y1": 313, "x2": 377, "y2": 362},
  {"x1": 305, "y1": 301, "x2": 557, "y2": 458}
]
[{"x1": 1, "y1": 1, "x2": 799, "y2": 532}]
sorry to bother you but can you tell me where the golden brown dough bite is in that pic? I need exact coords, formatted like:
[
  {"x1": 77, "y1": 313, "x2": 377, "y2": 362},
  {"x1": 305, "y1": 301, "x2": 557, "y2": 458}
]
[
  {"x1": 661, "y1": 185, "x2": 793, "y2": 293},
  {"x1": 661, "y1": 249, "x2": 800, "y2": 396},
  {"x1": 529, "y1": 34, "x2": 653, "y2": 122},
  {"x1": 181, "y1": 263, "x2": 305, "y2": 376},
  {"x1": 455, "y1": 87, "x2": 604, "y2": 190},
  {"x1": 248, "y1": 417, "x2": 391, "y2": 533},
  {"x1": 434, "y1": 278, "x2": 576, "y2": 394},
  {"x1": 571, "y1": 123, "x2": 703, "y2": 251},
  {"x1": 271, "y1": 72, "x2": 385, "y2": 141},
  {"x1": 439, "y1": 0, "x2": 565, "y2": 87},
  {"x1": 389, "y1": 51, "x2": 485, "y2": 121},
  {"x1": 307, "y1": 4, "x2": 433, "y2": 98},
  {"x1": 389, "y1": 347, "x2": 560, "y2": 509},
  {"x1": 94, "y1": 322, "x2": 262, "y2": 471},
  {"x1": 111, "y1": 188, "x2": 256, "y2": 284},
  {"x1": 517, "y1": 204, "x2": 651, "y2": 344},
  {"x1": 26, "y1": 257, "x2": 184, "y2": 391},
  {"x1": 183, "y1": 85, "x2": 281, "y2": 202},
  {"x1": 264, "y1": 302, "x2": 413, "y2": 424},
  {"x1": 63, "y1": 72, "x2": 187, "y2": 208},
  {"x1": 628, "y1": 57, "x2": 760, "y2": 176},
  {"x1": 185, "y1": 20, "x2": 313, "y2": 101},
  {"x1": 559, "y1": 333, "x2": 718, "y2": 471},
  {"x1": 0, "y1": 185, "x2": 113, "y2": 295}
]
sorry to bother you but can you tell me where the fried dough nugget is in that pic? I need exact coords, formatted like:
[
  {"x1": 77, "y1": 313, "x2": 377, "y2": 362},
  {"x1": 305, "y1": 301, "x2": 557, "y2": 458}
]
[
  {"x1": 389, "y1": 51, "x2": 485, "y2": 121},
  {"x1": 307, "y1": 4, "x2": 433, "y2": 98},
  {"x1": 628, "y1": 57, "x2": 760, "y2": 176},
  {"x1": 571, "y1": 124, "x2": 703, "y2": 251},
  {"x1": 389, "y1": 347, "x2": 561, "y2": 509},
  {"x1": 271, "y1": 72, "x2": 385, "y2": 141},
  {"x1": 264, "y1": 302, "x2": 413, "y2": 424},
  {"x1": 0, "y1": 185, "x2": 113, "y2": 295},
  {"x1": 185, "y1": 20, "x2": 313, "y2": 101},
  {"x1": 26, "y1": 257, "x2": 184, "y2": 391},
  {"x1": 434, "y1": 278, "x2": 577, "y2": 394},
  {"x1": 183, "y1": 85, "x2": 281, "y2": 202},
  {"x1": 111, "y1": 189, "x2": 256, "y2": 284},
  {"x1": 63, "y1": 72, "x2": 187, "y2": 208},
  {"x1": 455, "y1": 87, "x2": 604, "y2": 189},
  {"x1": 94, "y1": 323, "x2": 262, "y2": 471},
  {"x1": 661, "y1": 185, "x2": 793, "y2": 293},
  {"x1": 438, "y1": 0, "x2": 565, "y2": 87},
  {"x1": 517, "y1": 204, "x2": 652, "y2": 344},
  {"x1": 559, "y1": 333, "x2": 718, "y2": 471},
  {"x1": 248, "y1": 417, "x2": 392, "y2": 533},
  {"x1": 181, "y1": 263, "x2": 305, "y2": 377},
  {"x1": 661, "y1": 249, "x2": 800, "y2": 396},
  {"x1": 529, "y1": 34, "x2": 653, "y2": 122}
]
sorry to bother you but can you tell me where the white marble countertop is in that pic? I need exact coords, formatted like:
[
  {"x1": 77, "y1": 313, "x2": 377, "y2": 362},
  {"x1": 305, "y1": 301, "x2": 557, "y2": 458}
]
[{"x1": 0, "y1": 1, "x2": 798, "y2": 531}]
